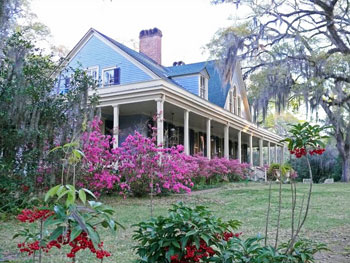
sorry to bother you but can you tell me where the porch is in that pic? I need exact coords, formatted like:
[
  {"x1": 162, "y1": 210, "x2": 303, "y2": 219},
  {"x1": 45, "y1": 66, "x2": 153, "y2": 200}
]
[{"x1": 93, "y1": 79, "x2": 285, "y2": 167}]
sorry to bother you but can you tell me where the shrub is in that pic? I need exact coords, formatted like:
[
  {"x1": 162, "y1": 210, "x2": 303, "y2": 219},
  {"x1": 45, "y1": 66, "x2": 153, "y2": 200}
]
[
  {"x1": 115, "y1": 132, "x2": 194, "y2": 197},
  {"x1": 133, "y1": 203, "x2": 241, "y2": 263}
]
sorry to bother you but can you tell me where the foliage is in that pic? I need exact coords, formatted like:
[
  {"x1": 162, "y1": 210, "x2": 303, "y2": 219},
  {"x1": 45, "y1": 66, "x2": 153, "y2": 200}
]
[
  {"x1": 14, "y1": 184, "x2": 120, "y2": 262},
  {"x1": 0, "y1": 32, "x2": 98, "y2": 213},
  {"x1": 133, "y1": 203, "x2": 241, "y2": 263},
  {"x1": 133, "y1": 203, "x2": 326, "y2": 263},
  {"x1": 212, "y1": 236, "x2": 326, "y2": 263},
  {"x1": 210, "y1": 0, "x2": 350, "y2": 182},
  {"x1": 281, "y1": 122, "x2": 329, "y2": 156}
]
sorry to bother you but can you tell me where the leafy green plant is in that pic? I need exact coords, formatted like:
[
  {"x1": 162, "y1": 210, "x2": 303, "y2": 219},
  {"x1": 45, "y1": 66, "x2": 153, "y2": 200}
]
[
  {"x1": 212, "y1": 236, "x2": 327, "y2": 263},
  {"x1": 44, "y1": 184, "x2": 121, "y2": 248},
  {"x1": 133, "y1": 202, "x2": 241, "y2": 263}
]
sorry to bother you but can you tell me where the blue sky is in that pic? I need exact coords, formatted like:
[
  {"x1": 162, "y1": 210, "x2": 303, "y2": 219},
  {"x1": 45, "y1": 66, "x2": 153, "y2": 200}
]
[{"x1": 31, "y1": 0, "x2": 239, "y2": 66}]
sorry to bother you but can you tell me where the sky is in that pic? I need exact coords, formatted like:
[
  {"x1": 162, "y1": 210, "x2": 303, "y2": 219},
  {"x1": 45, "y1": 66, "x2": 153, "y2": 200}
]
[{"x1": 30, "y1": 0, "x2": 238, "y2": 67}]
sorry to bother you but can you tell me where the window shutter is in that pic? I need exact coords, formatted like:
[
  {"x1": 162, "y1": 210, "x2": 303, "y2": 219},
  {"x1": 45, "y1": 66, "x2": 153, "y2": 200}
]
[{"x1": 114, "y1": 68, "x2": 120, "y2": 84}]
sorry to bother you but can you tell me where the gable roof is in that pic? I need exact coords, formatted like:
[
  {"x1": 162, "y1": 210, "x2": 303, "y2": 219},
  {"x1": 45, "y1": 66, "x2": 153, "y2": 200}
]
[
  {"x1": 61, "y1": 28, "x2": 248, "y2": 115},
  {"x1": 94, "y1": 29, "x2": 169, "y2": 79}
]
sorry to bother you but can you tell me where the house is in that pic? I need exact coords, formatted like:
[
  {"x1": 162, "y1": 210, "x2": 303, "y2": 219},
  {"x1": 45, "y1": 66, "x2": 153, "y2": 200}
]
[{"x1": 59, "y1": 27, "x2": 285, "y2": 166}]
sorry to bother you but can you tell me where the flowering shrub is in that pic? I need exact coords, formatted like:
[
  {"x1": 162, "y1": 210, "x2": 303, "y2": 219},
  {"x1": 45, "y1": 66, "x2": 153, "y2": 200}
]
[
  {"x1": 134, "y1": 203, "x2": 326, "y2": 263},
  {"x1": 14, "y1": 185, "x2": 119, "y2": 262},
  {"x1": 133, "y1": 203, "x2": 241, "y2": 263},
  {"x1": 76, "y1": 118, "x2": 250, "y2": 197},
  {"x1": 80, "y1": 117, "x2": 119, "y2": 193},
  {"x1": 115, "y1": 132, "x2": 194, "y2": 197}
]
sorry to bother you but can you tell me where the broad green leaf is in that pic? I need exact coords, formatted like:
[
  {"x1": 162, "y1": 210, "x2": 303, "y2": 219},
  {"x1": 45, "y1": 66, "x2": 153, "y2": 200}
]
[
  {"x1": 78, "y1": 189, "x2": 86, "y2": 204},
  {"x1": 45, "y1": 185, "x2": 61, "y2": 202}
]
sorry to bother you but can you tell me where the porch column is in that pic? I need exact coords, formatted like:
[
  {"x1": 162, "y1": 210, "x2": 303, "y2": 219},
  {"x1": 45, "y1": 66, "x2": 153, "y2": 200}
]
[
  {"x1": 249, "y1": 134, "x2": 253, "y2": 166},
  {"x1": 274, "y1": 145, "x2": 278, "y2": 163},
  {"x1": 224, "y1": 124, "x2": 229, "y2": 159},
  {"x1": 237, "y1": 130, "x2": 242, "y2": 163},
  {"x1": 184, "y1": 110, "x2": 190, "y2": 155},
  {"x1": 206, "y1": 119, "x2": 211, "y2": 159},
  {"x1": 267, "y1": 141, "x2": 271, "y2": 165},
  {"x1": 259, "y1": 138, "x2": 264, "y2": 167},
  {"x1": 156, "y1": 99, "x2": 164, "y2": 147},
  {"x1": 281, "y1": 145, "x2": 285, "y2": 164},
  {"x1": 113, "y1": 105, "x2": 119, "y2": 148}
]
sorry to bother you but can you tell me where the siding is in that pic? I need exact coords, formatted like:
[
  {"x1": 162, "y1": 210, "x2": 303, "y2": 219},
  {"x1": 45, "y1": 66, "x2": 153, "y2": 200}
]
[
  {"x1": 171, "y1": 75, "x2": 199, "y2": 96},
  {"x1": 59, "y1": 35, "x2": 153, "y2": 91}
]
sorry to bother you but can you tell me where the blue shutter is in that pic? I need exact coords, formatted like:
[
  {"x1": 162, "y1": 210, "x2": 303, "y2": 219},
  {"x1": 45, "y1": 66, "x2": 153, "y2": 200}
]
[{"x1": 113, "y1": 68, "x2": 120, "y2": 84}]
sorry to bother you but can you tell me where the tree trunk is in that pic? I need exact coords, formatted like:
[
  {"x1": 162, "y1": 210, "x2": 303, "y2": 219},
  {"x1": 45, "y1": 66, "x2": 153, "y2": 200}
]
[{"x1": 341, "y1": 155, "x2": 350, "y2": 182}]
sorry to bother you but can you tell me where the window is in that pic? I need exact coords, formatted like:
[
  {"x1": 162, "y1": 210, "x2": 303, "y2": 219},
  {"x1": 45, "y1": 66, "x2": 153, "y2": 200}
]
[
  {"x1": 103, "y1": 67, "x2": 120, "y2": 86},
  {"x1": 86, "y1": 66, "x2": 99, "y2": 82},
  {"x1": 233, "y1": 86, "x2": 237, "y2": 115},
  {"x1": 229, "y1": 91, "x2": 233, "y2": 112},
  {"x1": 199, "y1": 75, "x2": 206, "y2": 99},
  {"x1": 237, "y1": 96, "x2": 242, "y2": 116}
]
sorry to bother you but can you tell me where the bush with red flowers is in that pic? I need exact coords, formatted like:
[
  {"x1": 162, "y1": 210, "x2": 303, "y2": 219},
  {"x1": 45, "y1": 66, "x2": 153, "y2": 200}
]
[
  {"x1": 282, "y1": 122, "x2": 329, "y2": 159},
  {"x1": 133, "y1": 203, "x2": 241, "y2": 263},
  {"x1": 14, "y1": 185, "x2": 120, "y2": 263}
]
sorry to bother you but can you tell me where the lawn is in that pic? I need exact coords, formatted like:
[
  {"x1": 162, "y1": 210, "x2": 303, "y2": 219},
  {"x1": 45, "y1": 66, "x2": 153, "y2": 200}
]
[{"x1": 1, "y1": 182, "x2": 350, "y2": 262}]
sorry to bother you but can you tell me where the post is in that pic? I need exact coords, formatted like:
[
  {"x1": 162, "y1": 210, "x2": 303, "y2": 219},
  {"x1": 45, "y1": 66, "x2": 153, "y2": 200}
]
[
  {"x1": 184, "y1": 110, "x2": 189, "y2": 155},
  {"x1": 259, "y1": 138, "x2": 264, "y2": 167},
  {"x1": 224, "y1": 124, "x2": 229, "y2": 159},
  {"x1": 274, "y1": 144, "x2": 278, "y2": 163},
  {"x1": 238, "y1": 130, "x2": 242, "y2": 163},
  {"x1": 268, "y1": 141, "x2": 271, "y2": 165},
  {"x1": 249, "y1": 134, "x2": 253, "y2": 166},
  {"x1": 156, "y1": 99, "x2": 164, "y2": 147},
  {"x1": 206, "y1": 119, "x2": 211, "y2": 159},
  {"x1": 113, "y1": 105, "x2": 119, "y2": 148},
  {"x1": 281, "y1": 145, "x2": 284, "y2": 164}
]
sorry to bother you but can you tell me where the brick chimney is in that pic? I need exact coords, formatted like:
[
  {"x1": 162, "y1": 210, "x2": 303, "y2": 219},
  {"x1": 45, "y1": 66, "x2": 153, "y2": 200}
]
[{"x1": 139, "y1": 28, "x2": 162, "y2": 65}]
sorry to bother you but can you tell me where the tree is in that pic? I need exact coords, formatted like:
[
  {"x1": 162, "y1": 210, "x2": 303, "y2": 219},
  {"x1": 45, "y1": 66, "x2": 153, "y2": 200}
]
[{"x1": 210, "y1": 0, "x2": 350, "y2": 181}]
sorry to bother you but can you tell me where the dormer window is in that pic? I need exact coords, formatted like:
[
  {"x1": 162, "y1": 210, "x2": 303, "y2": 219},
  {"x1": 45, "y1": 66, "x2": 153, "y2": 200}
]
[
  {"x1": 199, "y1": 75, "x2": 207, "y2": 99},
  {"x1": 103, "y1": 67, "x2": 120, "y2": 86},
  {"x1": 86, "y1": 66, "x2": 99, "y2": 82}
]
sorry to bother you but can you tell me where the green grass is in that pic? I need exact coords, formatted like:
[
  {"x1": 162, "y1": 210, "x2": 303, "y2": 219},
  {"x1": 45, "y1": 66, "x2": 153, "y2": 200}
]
[{"x1": 1, "y1": 182, "x2": 349, "y2": 262}]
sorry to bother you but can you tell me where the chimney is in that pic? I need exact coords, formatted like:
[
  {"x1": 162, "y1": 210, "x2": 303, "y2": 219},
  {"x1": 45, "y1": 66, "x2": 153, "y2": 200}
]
[{"x1": 139, "y1": 28, "x2": 162, "y2": 64}]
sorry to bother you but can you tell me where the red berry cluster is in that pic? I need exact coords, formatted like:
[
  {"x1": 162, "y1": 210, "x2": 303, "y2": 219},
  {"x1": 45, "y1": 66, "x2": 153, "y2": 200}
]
[
  {"x1": 168, "y1": 232, "x2": 241, "y2": 263},
  {"x1": 67, "y1": 231, "x2": 110, "y2": 260},
  {"x1": 309, "y1": 148, "x2": 326, "y2": 155},
  {"x1": 16, "y1": 208, "x2": 111, "y2": 261},
  {"x1": 168, "y1": 239, "x2": 215, "y2": 263},
  {"x1": 17, "y1": 209, "x2": 53, "y2": 223},
  {"x1": 290, "y1": 147, "x2": 326, "y2": 158},
  {"x1": 289, "y1": 148, "x2": 307, "y2": 158},
  {"x1": 17, "y1": 240, "x2": 61, "y2": 255},
  {"x1": 222, "y1": 231, "x2": 241, "y2": 241}
]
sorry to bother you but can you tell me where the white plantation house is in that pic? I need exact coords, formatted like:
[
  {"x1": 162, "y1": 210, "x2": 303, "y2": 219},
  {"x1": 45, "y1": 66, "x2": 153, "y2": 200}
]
[{"x1": 58, "y1": 27, "x2": 285, "y2": 167}]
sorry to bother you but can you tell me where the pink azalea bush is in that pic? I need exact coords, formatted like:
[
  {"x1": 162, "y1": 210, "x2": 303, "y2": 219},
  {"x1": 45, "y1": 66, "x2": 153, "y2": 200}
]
[
  {"x1": 74, "y1": 117, "x2": 250, "y2": 197},
  {"x1": 79, "y1": 118, "x2": 119, "y2": 194},
  {"x1": 115, "y1": 132, "x2": 194, "y2": 197}
]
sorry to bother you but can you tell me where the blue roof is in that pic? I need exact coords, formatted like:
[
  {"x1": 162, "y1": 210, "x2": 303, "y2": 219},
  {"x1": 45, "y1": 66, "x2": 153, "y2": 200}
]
[
  {"x1": 166, "y1": 62, "x2": 207, "y2": 76},
  {"x1": 94, "y1": 29, "x2": 230, "y2": 108},
  {"x1": 95, "y1": 29, "x2": 170, "y2": 80}
]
